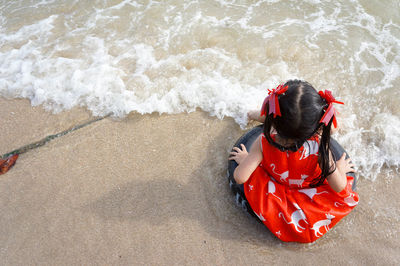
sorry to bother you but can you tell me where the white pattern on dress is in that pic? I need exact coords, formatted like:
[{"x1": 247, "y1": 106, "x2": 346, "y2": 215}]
[
  {"x1": 278, "y1": 203, "x2": 308, "y2": 233},
  {"x1": 288, "y1": 174, "x2": 308, "y2": 187},
  {"x1": 255, "y1": 212, "x2": 266, "y2": 222},
  {"x1": 334, "y1": 202, "x2": 344, "y2": 207},
  {"x1": 311, "y1": 214, "x2": 335, "y2": 237},
  {"x1": 298, "y1": 188, "x2": 328, "y2": 200},
  {"x1": 266, "y1": 180, "x2": 282, "y2": 202},
  {"x1": 270, "y1": 163, "x2": 289, "y2": 182},
  {"x1": 344, "y1": 193, "x2": 358, "y2": 206},
  {"x1": 299, "y1": 140, "x2": 319, "y2": 160},
  {"x1": 335, "y1": 193, "x2": 358, "y2": 207}
]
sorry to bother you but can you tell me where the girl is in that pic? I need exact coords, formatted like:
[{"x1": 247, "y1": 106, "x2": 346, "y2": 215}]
[{"x1": 229, "y1": 80, "x2": 358, "y2": 243}]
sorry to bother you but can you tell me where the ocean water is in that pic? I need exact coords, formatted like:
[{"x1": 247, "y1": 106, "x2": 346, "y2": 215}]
[{"x1": 0, "y1": 0, "x2": 399, "y2": 180}]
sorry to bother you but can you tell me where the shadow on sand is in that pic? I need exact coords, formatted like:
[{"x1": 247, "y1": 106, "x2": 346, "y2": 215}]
[{"x1": 84, "y1": 113, "x2": 295, "y2": 249}]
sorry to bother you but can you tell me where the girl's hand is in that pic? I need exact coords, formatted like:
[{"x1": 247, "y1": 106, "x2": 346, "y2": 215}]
[
  {"x1": 247, "y1": 110, "x2": 259, "y2": 121},
  {"x1": 327, "y1": 153, "x2": 356, "y2": 192},
  {"x1": 336, "y1": 153, "x2": 356, "y2": 175},
  {"x1": 231, "y1": 136, "x2": 263, "y2": 184},
  {"x1": 229, "y1": 144, "x2": 248, "y2": 165},
  {"x1": 247, "y1": 110, "x2": 266, "y2": 123}
]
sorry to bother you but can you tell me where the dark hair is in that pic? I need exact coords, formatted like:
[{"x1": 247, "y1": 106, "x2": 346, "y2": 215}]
[{"x1": 262, "y1": 79, "x2": 335, "y2": 187}]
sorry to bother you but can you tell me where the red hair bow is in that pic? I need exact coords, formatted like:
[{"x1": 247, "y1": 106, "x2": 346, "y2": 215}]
[
  {"x1": 318, "y1": 90, "x2": 344, "y2": 128},
  {"x1": 260, "y1": 84, "x2": 288, "y2": 118}
]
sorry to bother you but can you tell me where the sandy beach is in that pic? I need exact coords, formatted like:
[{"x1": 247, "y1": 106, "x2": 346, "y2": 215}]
[
  {"x1": 0, "y1": 97, "x2": 399, "y2": 265},
  {"x1": 1, "y1": 0, "x2": 400, "y2": 264}
]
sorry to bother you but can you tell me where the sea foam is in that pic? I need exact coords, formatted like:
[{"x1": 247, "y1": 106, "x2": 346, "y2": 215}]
[{"x1": 0, "y1": 0, "x2": 399, "y2": 179}]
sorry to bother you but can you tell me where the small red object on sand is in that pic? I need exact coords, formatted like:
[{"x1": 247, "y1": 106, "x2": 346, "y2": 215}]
[{"x1": 0, "y1": 154, "x2": 19, "y2": 175}]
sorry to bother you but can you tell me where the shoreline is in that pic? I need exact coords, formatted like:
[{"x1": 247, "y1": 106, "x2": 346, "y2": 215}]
[{"x1": 0, "y1": 98, "x2": 399, "y2": 265}]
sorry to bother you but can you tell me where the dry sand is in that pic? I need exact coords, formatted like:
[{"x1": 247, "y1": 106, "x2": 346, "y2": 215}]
[{"x1": 0, "y1": 97, "x2": 399, "y2": 265}]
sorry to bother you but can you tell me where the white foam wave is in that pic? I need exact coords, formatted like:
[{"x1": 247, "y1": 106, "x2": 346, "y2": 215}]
[
  {"x1": 0, "y1": 0, "x2": 399, "y2": 179},
  {"x1": 337, "y1": 113, "x2": 400, "y2": 181}
]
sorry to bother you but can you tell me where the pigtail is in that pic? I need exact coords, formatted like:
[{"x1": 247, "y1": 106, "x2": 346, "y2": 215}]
[
  {"x1": 310, "y1": 112, "x2": 336, "y2": 187},
  {"x1": 263, "y1": 103, "x2": 275, "y2": 145}
]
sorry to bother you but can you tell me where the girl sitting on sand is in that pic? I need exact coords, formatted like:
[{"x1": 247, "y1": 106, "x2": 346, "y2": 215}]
[{"x1": 229, "y1": 80, "x2": 359, "y2": 243}]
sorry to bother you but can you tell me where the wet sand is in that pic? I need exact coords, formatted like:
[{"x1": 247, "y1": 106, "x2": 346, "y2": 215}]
[{"x1": 0, "y1": 98, "x2": 399, "y2": 265}]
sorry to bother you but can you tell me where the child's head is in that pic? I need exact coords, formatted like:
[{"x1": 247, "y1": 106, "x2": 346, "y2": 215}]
[
  {"x1": 262, "y1": 79, "x2": 337, "y2": 185},
  {"x1": 263, "y1": 80, "x2": 328, "y2": 149}
]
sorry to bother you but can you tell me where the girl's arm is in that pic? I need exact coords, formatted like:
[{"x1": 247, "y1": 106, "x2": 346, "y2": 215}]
[
  {"x1": 248, "y1": 110, "x2": 266, "y2": 123},
  {"x1": 326, "y1": 153, "x2": 356, "y2": 192},
  {"x1": 229, "y1": 135, "x2": 263, "y2": 184}
]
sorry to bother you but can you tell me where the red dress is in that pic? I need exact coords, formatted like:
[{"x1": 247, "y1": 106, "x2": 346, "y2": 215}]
[{"x1": 244, "y1": 134, "x2": 359, "y2": 243}]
